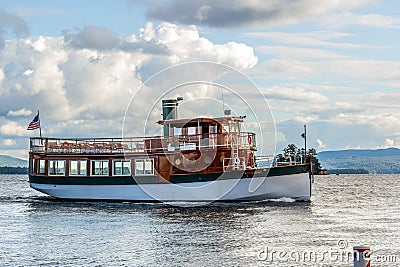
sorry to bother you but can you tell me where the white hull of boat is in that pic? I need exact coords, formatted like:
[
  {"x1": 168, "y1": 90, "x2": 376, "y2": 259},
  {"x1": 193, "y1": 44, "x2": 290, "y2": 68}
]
[{"x1": 30, "y1": 172, "x2": 311, "y2": 202}]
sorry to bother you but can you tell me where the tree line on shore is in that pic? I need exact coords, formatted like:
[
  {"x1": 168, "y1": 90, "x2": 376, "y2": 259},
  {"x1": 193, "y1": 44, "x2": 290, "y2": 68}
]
[
  {"x1": 0, "y1": 167, "x2": 28, "y2": 174},
  {"x1": 277, "y1": 144, "x2": 322, "y2": 174}
]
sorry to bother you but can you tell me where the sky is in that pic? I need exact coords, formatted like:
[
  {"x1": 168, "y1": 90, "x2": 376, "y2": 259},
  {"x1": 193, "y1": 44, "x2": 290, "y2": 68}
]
[{"x1": 0, "y1": 0, "x2": 400, "y2": 159}]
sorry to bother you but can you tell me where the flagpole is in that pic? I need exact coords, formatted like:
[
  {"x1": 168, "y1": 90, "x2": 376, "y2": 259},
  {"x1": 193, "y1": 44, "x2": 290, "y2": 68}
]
[
  {"x1": 38, "y1": 110, "x2": 43, "y2": 147},
  {"x1": 304, "y1": 124, "x2": 307, "y2": 162},
  {"x1": 38, "y1": 110, "x2": 42, "y2": 138}
]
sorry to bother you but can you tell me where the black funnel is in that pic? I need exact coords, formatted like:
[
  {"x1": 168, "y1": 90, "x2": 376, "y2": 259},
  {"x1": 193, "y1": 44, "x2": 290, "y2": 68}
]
[{"x1": 162, "y1": 97, "x2": 183, "y2": 136}]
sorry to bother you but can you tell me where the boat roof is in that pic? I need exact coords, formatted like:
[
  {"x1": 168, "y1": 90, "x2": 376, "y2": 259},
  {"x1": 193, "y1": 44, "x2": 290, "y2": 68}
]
[{"x1": 157, "y1": 116, "x2": 245, "y2": 127}]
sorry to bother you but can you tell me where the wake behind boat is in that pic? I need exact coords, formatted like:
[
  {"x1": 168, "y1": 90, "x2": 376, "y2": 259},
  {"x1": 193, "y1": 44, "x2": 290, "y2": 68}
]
[{"x1": 28, "y1": 98, "x2": 312, "y2": 202}]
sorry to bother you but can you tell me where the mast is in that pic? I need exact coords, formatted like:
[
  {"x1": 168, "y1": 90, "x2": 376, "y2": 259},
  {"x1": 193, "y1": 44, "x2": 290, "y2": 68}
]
[
  {"x1": 303, "y1": 124, "x2": 307, "y2": 163},
  {"x1": 38, "y1": 110, "x2": 42, "y2": 139}
]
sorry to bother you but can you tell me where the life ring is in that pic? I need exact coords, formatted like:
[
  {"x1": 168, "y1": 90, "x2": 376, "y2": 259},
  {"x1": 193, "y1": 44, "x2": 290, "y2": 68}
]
[
  {"x1": 61, "y1": 142, "x2": 69, "y2": 148},
  {"x1": 247, "y1": 134, "x2": 252, "y2": 144},
  {"x1": 234, "y1": 157, "x2": 240, "y2": 165},
  {"x1": 174, "y1": 155, "x2": 182, "y2": 166}
]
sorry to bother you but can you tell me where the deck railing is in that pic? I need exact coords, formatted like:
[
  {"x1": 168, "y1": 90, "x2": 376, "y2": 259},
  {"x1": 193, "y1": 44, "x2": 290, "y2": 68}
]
[
  {"x1": 29, "y1": 132, "x2": 256, "y2": 154},
  {"x1": 255, "y1": 155, "x2": 307, "y2": 168},
  {"x1": 222, "y1": 157, "x2": 247, "y2": 171},
  {"x1": 255, "y1": 156, "x2": 274, "y2": 168}
]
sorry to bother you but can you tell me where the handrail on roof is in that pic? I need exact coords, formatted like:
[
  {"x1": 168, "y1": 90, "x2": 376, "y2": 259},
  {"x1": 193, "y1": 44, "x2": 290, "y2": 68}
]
[{"x1": 157, "y1": 116, "x2": 245, "y2": 126}]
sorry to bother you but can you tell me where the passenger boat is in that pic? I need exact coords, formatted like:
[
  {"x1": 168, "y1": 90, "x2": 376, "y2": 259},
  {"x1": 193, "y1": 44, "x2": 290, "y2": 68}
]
[{"x1": 28, "y1": 98, "x2": 312, "y2": 202}]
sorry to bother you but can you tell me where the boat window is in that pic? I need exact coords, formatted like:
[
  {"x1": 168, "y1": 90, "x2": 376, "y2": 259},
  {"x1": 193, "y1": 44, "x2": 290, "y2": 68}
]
[
  {"x1": 29, "y1": 158, "x2": 34, "y2": 174},
  {"x1": 91, "y1": 160, "x2": 109, "y2": 176},
  {"x1": 48, "y1": 160, "x2": 66, "y2": 176},
  {"x1": 113, "y1": 160, "x2": 131, "y2": 176},
  {"x1": 210, "y1": 125, "x2": 217, "y2": 134},
  {"x1": 187, "y1": 127, "x2": 196, "y2": 135},
  {"x1": 173, "y1": 127, "x2": 182, "y2": 136},
  {"x1": 37, "y1": 160, "x2": 46, "y2": 174},
  {"x1": 70, "y1": 160, "x2": 87, "y2": 176},
  {"x1": 230, "y1": 122, "x2": 238, "y2": 132},
  {"x1": 222, "y1": 124, "x2": 229, "y2": 133},
  {"x1": 135, "y1": 159, "x2": 154, "y2": 176}
]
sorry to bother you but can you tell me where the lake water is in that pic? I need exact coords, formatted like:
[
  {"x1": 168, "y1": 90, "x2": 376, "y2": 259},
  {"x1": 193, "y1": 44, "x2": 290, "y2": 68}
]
[{"x1": 0, "y1": 174, "x2": 399, "y2": 266}]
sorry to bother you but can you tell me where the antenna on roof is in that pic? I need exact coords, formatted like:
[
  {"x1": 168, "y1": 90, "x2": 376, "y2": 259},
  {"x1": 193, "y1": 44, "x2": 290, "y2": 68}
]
[{"x1": 221, "y1": 88, "x2": 225, "y2": 115}]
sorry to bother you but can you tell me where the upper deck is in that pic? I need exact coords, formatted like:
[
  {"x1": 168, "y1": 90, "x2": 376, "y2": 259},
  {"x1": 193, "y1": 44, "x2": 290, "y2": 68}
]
[
  {"x1": 29, "y1": 131, "x2": 256, "y2": 155},
  {"x1": 30, "y1": 115, "x2": 257, "y2": 155}
]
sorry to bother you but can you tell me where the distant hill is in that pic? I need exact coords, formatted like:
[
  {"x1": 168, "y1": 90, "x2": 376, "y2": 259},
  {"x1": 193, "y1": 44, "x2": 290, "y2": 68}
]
[
  {"x1": 0, "y1": 155, "x2": 28, "y2": 168},
  {"x1": 317, "y1": 148, "x2": 400, "y2": 174}
]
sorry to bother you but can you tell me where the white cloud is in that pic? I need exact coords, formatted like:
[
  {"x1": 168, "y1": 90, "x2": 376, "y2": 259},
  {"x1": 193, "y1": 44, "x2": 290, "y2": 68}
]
[
  {"x1": 253, "y1": 59, "x2": 314, "y2": 78},
  {"x1": 0, "y1": 10, "x2": 29, "y2": 48},
  {"x1": 268, "y1": 86, "x2": 400, "y2": 151},
  {"x1": 317, "y1": 138, "x2": 326, "y2": 149},
  {"x1": 7, "y1": 108, "x2": 32, "y2": 117},
  {"x1": 63, "y1": 25, "x2": 120, "y2": 50},
  {"x1": 246, "y1": 31, "x2": 373, "y2": 49},
  {"x1": 12, "y1": 6, "x2": 63, "y2": 17},
  {"x1": 322, "y1": 12, "x2": 400, "y2": 29},
  {"x1": 384, "y1": 138, "x2": 394, "y2": 148},
  {"x1": 59, "y1": 22, "x2": 258, "y2": 69},
  {"x1": 32, "y1": 36, "x2": 47, "y2": 51},
  {"x1": 0, "y1": 22, "x2": 257, "y2": 141},
  {"x1": 256, "y1": 45, "x2": 346, "y2": 60},
  {"x1": 295, "y1": 115, "x2": 319, "y2": 124},
  {"x1": 0, "y1": 68, "x2": 4, "y2": 83},
  {"x1": 276, "y1": 118, "x2": 392, "y2": 152},
  {"x1": 148, "y1": 23, "x2": 258, "y2": 69},
  {"x1": 262, "y1": 86, "x2": 329, "y2": 103},
  {"x1": 23, "y1": 69, "x2": 34, "y2": 76},
  {"x1": 0, "y1": 122, "x2": 29, "y2": 136},
  {"x1": 2, "y1": 139, "x2": 16, "y2": 146},
  {"x1": 145, "y1": 0, "x2": 372, "y2": 28},
  {"x1": 253, "y1": 59, "x2": 400, "y2": 84},
  {"x1": 1, "y1": 12, "x2": 398, "y2": 154}
]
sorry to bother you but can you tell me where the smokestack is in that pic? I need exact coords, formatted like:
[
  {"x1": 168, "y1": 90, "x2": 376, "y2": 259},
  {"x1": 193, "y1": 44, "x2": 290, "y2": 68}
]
[{"x1": 162, "y1": 97, "x2": 183, "y2": 136}]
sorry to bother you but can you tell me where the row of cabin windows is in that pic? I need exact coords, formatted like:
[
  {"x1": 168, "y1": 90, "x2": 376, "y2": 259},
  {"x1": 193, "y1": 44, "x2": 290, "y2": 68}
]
[
  {"x1": 34, "y1": 159, "x2": 154, "y2": 176},
  {"x1": 172, "y1": 125, "x2": 218, "y2": 136},
  {"x1": 170, "y1": 124, "x2": 243, "y2": 137}
]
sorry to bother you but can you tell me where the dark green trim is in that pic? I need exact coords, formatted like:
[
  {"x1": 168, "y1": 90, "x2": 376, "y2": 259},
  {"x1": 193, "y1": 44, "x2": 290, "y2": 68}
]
[
  {"x1": 30, "y1": 175, "x2": 135, "y2": 185},
  {"x1": 30, "y1": 164, "x2": 309, "y2": 185},
  {"x1": 267, "y1": 164, "x2": 310, "y2": 177},
  {"x1": 170, "y1": 173, "x2": 222, "y2": 183}
]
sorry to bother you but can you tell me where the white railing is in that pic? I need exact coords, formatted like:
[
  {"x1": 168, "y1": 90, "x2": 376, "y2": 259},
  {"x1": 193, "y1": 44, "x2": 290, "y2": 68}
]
[
  {"x1": 222, "y1": 157, "x2": 246, "y2": 171},
  {"x1": 274, "y1": 153, "x2": 305, "y2": 166},
  {"x1": 30, "y1": 137, "x2": 146, "y2": 154},
  {"x1": 30, "y1": 132, "x2": 256, "y2": 154},
  {"x1": 255, "y1": 155, "x2": 274, "y2": 168},
  {"x1": 255, "y1": 154, "x2": 306, "y2": 168}
]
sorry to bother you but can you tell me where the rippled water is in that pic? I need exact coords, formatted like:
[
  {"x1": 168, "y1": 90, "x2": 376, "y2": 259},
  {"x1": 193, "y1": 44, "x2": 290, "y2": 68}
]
[{"x1": 0, "y1": 174, "x2": 399, "y2": 266}]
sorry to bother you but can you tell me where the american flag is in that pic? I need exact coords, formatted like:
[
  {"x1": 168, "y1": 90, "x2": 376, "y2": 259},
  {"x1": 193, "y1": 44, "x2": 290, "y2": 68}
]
[{"x1": 27, "y1": 112, "x2": 40, "y2": 130}]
